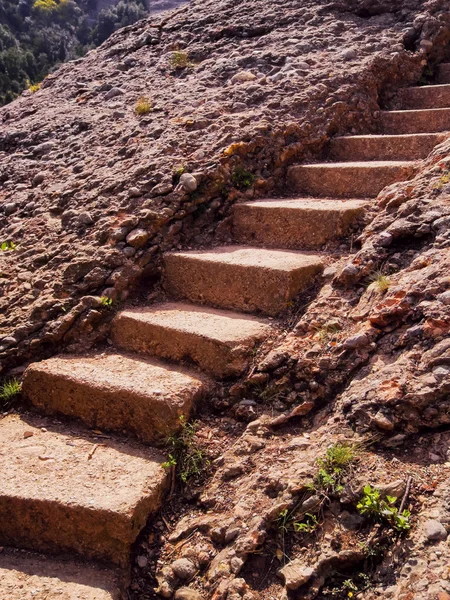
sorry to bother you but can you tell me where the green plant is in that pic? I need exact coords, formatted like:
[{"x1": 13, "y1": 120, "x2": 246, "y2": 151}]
[
  {"x1": 169, "y1": 51, "x2": 192, "y2": 69},
  {"x1": 29, "y1": 81, "x2": 42, "y2": 93},
  {"x1": 231, "y1": 167, "x2": 256, "y2": 190},
  {"x1": 369, "y1": 270, "x2": 391, "y2": 293},
  {"x1": 0, "y1": 378, "x2": 22, "y2": 409},
  {"x1": 294, "y1": 512, "x2": 319, "y2": 534},
  {"x1": 357, "y1": 485, "x2": 411, "y2": 532},
  {"x1": 0, "y1": 241, "x2": 16, "y2": 251},
  {"x1": 99, "y1": 296, "x2": 113, "y2": 308},
  {"x1": 313, "y1": 322, "x2": 341, "y2": 344},
  {"x1": 172, "y1": 165, "x2": 188, "y2": 185},
  {"x1": 135, "y1": 96, "x2": 152, "y2": 115},
  {"x1": 162, "y1": 416, "x2": 209, "y2": 484},
  {"x1": 435, "y1": 171, "x2": 450, "y2": 190},
  {"x1": 314, "y1": 443, "x2": 355, "y2": 495}
]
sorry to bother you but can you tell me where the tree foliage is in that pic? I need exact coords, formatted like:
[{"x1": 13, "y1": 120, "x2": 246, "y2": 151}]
[{"x1": 0, "y1": 0, "x2": 148, "y2": 105}]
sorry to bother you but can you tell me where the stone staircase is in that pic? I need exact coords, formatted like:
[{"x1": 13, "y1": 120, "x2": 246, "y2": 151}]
[{"x1": 2, "y1": 63, "x2": 450, "y2": 598}]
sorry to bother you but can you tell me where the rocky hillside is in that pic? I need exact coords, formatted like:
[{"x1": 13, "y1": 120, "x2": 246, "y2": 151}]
[{"x1": 1, "y1": 0, "x2": 450, "y2": 598}]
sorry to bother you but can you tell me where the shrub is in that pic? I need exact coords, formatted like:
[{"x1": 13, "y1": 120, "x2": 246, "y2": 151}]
[
  {"x1": 135, "y1": 96, "x2": 152, "y2": 115},
  {"x1": 29, "y1": 81, "x2": 42, "y2": 93},
  {"x1": 169, "y1": 51, "x2": 192, "y2": 69}
]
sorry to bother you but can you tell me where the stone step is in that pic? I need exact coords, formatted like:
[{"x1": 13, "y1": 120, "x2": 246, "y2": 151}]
[
  {"x1": 233, "y1": 198, "x2": 367, "y2": 249},
  {"x1": 0, "y1": 413, "x2": 168, "y2": 566},
  {"x1": 164, "y1": 246, "x2": 323, "y2": 316},
  {"x1": 397, "y1": 83, "x2": 450, "y2": 110},
  {"x1": 436, "y1": 63, "x2": 450, "y2": 84},
  {"x1": 22, "y1": 352, "x2": 207, "y2": 444},
  {"x1": 287, "y1": 161, "x2": 416, "y2": 198},
  {"x1": 329, "y1": 133, "x2": 445, "y2": 162},
  {"x1": 0, "y1": 552, "x2": 121, "y2": 600},
  {"x1": 379, "y1": 108, "x2": 450, "y2": 134},
  {"x1": 112, "y1": 302, "x2": 272, "y2": 378}
]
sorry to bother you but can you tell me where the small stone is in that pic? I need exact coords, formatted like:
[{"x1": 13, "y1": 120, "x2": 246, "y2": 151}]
[
  {"x1": 343, "y1": 333, "x2": 369, "y2": 349},
  {"x1": 4, "y1": 202, "x2": 17, "y2": 215},
  {"x1": 104, "y1": 87, "x2": 125, "y2": 100},
  {"x1": 438, "y1": 291, "x2": 450, "y2": 305},
  {"x1": 231, "y1": 71, "x2": 257, "y2": 84},
  {"x1": 171, "y1": 558, "x2": 197, "y2": 580},
  {"x1": 174, "y1": 588, "x2": 203, "y2": 600},
  {"x1": 32, "y1": 172, "x2": 46, "y2": 186},
  {"x1": 179, "y1": 173, "x2": 198, "y2": 192},
  {"x1": 23, "y1": 431, "x2": 34, "y2": 439},
  {"x1": 424, "y1": 520, "x2": 448, "y2": 542},
  {"x1": 137, "y1": 555, "x2": 148, "y2": 568},
  {"x1": 126, "y1": 228, "x2": 149, "y2": 248},
  {"x1": 279, "y1": 560, "x2": 314, "y2": 590}
]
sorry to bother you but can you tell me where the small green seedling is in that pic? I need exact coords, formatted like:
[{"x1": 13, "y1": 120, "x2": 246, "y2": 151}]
[
  {"x1": 163, "y1": 415, "x2": 209, "y2": 484},
  {"x1": 99, "y1": 296, "x2": 113, "y2": 308},
  {"x1": 232, "y1": 167, "x2": 256, "y2": 190},
  {"x1": 294, "y1": 513, "x2": 319, "y2": 534},
  {"x1": 357, "y1": 485, "x2": 411, "y2": 532},
  {"x1": 0, "y1": 241, "x2": 16, "y2": 252}
]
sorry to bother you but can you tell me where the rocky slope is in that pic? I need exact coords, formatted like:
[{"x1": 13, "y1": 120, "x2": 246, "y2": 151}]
[{"x1": 1, "y1": 0, "x2": 450, "y2": 599}]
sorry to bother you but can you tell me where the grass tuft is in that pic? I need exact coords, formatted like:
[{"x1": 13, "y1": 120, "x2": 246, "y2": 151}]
[{"x1": 0, "y1": 378, "x2": 22, "y2": 410}]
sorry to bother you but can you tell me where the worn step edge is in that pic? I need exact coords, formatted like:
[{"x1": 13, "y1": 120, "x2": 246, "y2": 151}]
[
  {"x1": 0, "y1": 413, "x2": 168, "y2": 566},
  {"x1": 22, "y1": 352, "x2": 210, "y2": 444},
  {"x1": 112, "y1": 302, "x2": 273, "y2": 378},
  {"x1": 287, "y1": 161, "x2": 417, "y2": 198},
  {"x1": 233, "y1": 198, "x2": 368, "y2": 248},
  {"x1": 329, "y1": 133, "x2": 447, "y2": 161},
  {"x1": 164, "y1": 246, "x2": 324, "y2": 316}
]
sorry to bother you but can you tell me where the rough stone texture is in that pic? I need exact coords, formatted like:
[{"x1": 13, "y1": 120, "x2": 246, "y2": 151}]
[
  {"x1": 287, "y1": 161, "x2": 417, "y2": 198},
  {"x1": 0, "y1": 413, "x2": 168, "y2": 565},
  {"x1": 22, "y1": 352, "x2": 207, "y2": 443},
  {"x1": 233, "y1": 198, "x2": 368, "y2": 249},
  {"x1": 0, "y1": 552, "x2": 121, "y2": 600},
  {"x1": 112, "y1": 302, "x2": 273, "y2": 377},
  {"x1": 329, "y1": 133, "x2": 449, "y2": 161},
  {"x1": 398, "y1": 83, "x2": 450, "y2": 109},
  {"x1": 1, "y1": 0, "x2": 450, "y2": 372},
  {"x1": 164, "y1": 246, "x2": 324, "y2": 315},
  {"x1": 379, "y1": 107, "x2": 450, "y2": 134}
]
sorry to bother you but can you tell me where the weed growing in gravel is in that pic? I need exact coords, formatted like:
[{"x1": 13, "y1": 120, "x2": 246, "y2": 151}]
[
  {"x1": 99, "y1": 296, "x2": 113, "y2": 308},
  {"x1": 162, "y1": 416, "x2": 209, "y2": 484},
  {"x1": 172, "y1": 165, "x2": 188, "y2": 185},
  {"x1": 294, "y1": 512, "x2": 319, "y2": 534},
  {"x1": 135, "y1": 96, "x2": 152, "y2": 115},
  {"x1": 357, "y1": 485, "x2": 411, "y2": 532},
  {"x1": 313, "y1": 322, "x2": 341, "y2": 344},
  {"x1": 170, "y1": 51, "x2": 192, "y2": 69},
  {"x1": 232, "y1": 167, "x2": 256, "y2": 190},
  {"x1": 369, "y1": 270, "x2": 391, "y2": 293},
  {"x1": 435, "y1": 171, "x2": 450, "y2": 190},
  {"x1": 0, "y1": 378, "x2": 22, "y2": 410},
  {"x1": 314, "y1": 442, "x2": 356, "y2": 495},
  {"x1": 0, "y1": 240, "x2": 16, "y2": 251}
]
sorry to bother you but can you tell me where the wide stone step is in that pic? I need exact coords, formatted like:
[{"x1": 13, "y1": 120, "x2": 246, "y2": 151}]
[
  {"x1": 329, "y1": 133, "x2": 445, "y2": 161},
  {"x1": 0, "y1": 413, "x2": 168, "y2": 566},
  {"x1": 164, "y1": 246, "x2": 323, "y2": 316},
  {"x1": 436, "y1": 63, "x2": 450, "y2": 85},
  {"x1": 233, "y1": 198, "x2": 367, "y2": 249},
  {"x1": 379, "y1": 108, "x2": 450, "y2": 134},
  {"x1": 397, "y1": 83, "x2": 450, "y2": 110},
  {"x1": 22, "y1": 352, "x2": 207, "y2": 444},
  {"x1": 0, "y1": 552, "x2": 121, "y2": 599},
  {"x1": 112, "y1": 302, "x2": 272, "y2": 378},
  {"x1": 287, "y1": 161, "x2": 416, "y2": 198}
]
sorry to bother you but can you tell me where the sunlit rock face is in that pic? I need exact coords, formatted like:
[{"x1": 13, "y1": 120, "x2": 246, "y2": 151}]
[{"x1": 150, "y1": 0, "x2": 190, "y2": 12}]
